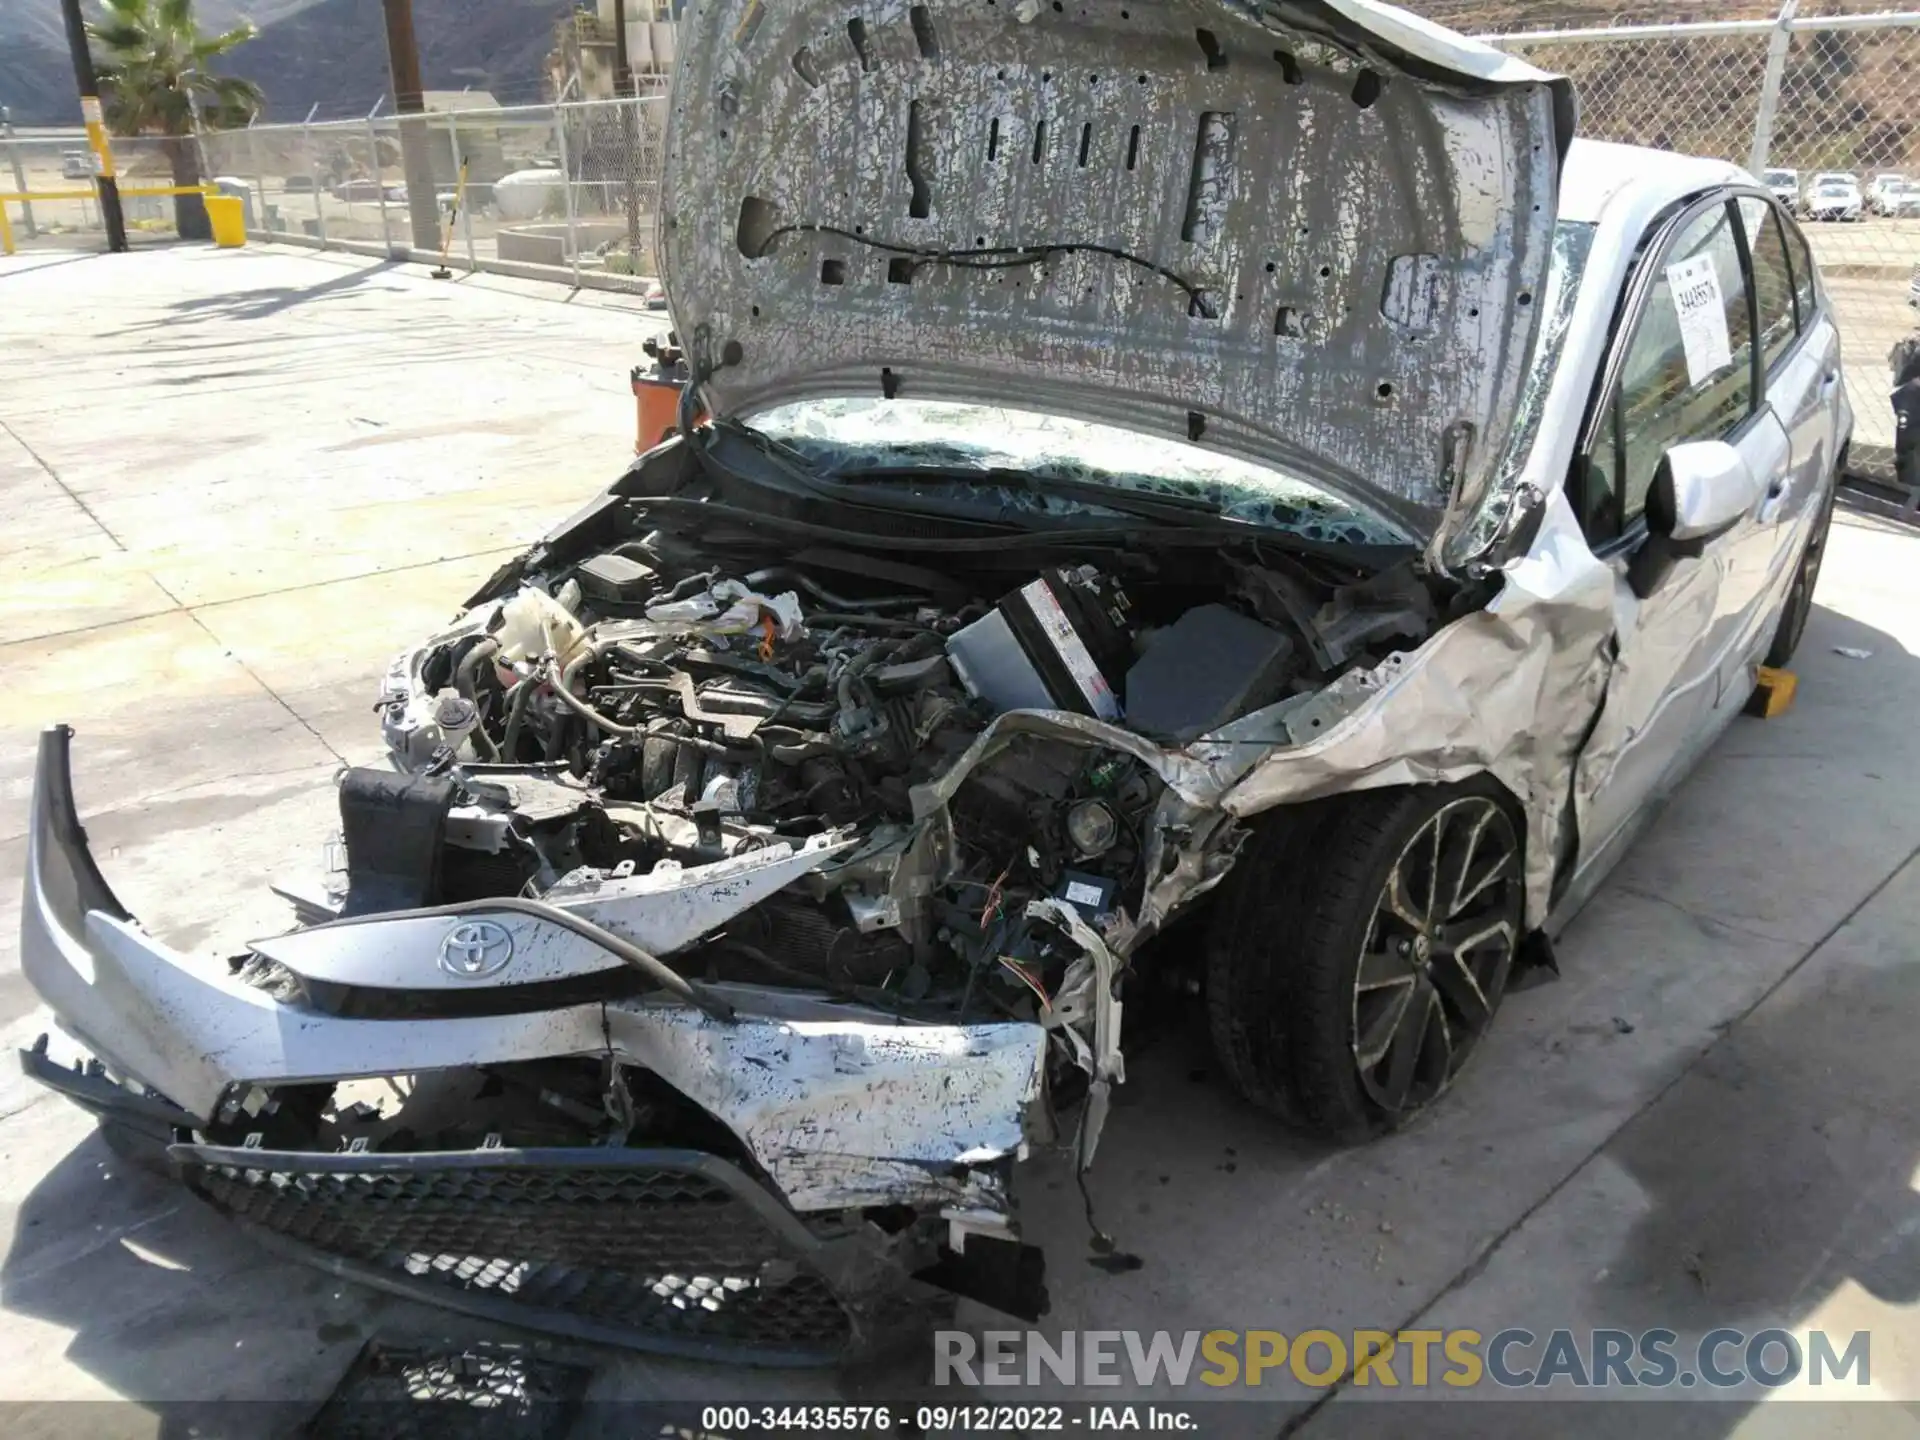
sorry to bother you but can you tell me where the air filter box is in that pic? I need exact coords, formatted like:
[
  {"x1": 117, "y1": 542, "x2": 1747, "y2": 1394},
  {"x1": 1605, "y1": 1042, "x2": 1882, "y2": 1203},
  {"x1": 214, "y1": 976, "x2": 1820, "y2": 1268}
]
[
  {"x1": 1124, "y1": 604, "x2": 1295, "y2": 740},
  {"x1": 947, "y1": 566, "x2": 1133, "y2": 719},
  {"x1": 575, "y1": 551, "x2": 657, "y2": 603}
]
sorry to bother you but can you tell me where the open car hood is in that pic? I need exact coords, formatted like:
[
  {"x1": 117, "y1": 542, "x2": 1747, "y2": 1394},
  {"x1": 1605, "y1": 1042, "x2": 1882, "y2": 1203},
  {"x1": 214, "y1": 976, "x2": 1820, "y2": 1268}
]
[{"x1": 659, "y1": 0, "x2": 1573, "y2": 545}]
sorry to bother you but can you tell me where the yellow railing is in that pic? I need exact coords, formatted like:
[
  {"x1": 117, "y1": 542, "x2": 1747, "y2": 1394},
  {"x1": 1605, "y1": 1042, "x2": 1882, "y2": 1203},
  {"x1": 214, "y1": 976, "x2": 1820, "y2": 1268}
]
[{"x1": 0, "y1": 184, "x2": 219, "y2": 256}]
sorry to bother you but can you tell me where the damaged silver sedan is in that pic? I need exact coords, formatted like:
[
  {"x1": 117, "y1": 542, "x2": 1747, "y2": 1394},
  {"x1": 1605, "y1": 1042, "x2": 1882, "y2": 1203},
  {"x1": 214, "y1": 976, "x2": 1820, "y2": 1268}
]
[{"x1": 19, "y1": 0, "x2": 1849, "y2": 1362}]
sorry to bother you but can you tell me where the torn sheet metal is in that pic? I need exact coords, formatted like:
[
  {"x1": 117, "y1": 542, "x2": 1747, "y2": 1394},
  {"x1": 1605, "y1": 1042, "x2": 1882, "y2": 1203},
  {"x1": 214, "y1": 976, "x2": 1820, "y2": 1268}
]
[
  {"x1": 606, "y1": 996, "x2": 1045, "y2": 1212},
  {"x1": 547, "y1": 832, "x2": 856, "y2": 953},
  {"x1": 1216, "y1": 489, "x2": 1618, "y2": 924},
  {"x1": 660, "y1": 0, "x2": 1570, "y2": 541}
]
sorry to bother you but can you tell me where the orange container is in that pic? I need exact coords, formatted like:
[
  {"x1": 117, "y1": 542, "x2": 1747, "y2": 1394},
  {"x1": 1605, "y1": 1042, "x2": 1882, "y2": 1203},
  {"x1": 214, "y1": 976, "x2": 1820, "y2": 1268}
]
[
  {"x1": 631, "y1": 337, "x2": 705, "y2": 453},
  {"x1": 634, "y1": 374, "x2": 687, "y2": 452}
]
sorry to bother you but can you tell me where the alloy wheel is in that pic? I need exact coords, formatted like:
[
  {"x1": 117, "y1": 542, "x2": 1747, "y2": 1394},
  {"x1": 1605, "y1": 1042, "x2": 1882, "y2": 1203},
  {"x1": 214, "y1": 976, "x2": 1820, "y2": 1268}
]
[{"x1": 1350, "y1": 797, "x2": 1521, "y2": 1117}]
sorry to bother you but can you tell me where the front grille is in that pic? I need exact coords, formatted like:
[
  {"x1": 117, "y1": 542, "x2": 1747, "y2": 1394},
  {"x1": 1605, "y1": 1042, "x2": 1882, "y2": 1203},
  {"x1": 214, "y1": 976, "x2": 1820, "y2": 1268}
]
[
  {"x1": 307, "y1": 1340, "x2": 591, "y2": 1440},
  {"x1": 173, "y1": 1144, "x2": 855, "y2": 1363}
]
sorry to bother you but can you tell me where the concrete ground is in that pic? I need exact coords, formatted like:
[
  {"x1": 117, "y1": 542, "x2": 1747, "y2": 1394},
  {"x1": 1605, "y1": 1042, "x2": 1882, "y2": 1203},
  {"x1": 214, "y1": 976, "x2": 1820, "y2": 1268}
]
[{"x1": 1, "y1": 243, "x2": 1918, "y2": 1435}]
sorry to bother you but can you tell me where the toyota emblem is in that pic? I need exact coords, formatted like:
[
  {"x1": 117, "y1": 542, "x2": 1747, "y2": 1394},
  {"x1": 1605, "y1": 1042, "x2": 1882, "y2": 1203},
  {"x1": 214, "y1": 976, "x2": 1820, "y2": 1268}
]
[{"x1": 438, "y1": 920, "x2": 514, "y2": 979}]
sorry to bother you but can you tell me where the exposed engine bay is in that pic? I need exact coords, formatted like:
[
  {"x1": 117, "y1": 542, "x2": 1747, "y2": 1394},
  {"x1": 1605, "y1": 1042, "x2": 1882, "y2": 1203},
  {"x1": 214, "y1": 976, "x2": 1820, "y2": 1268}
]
[{"x1": 348, "y1": 492, "x2": 1441, "y2": 1032}]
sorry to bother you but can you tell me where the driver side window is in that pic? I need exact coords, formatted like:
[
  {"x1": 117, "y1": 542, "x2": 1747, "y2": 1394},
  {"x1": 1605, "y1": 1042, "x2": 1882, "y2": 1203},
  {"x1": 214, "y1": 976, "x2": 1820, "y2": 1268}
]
[{"x1": 1579, "y1": 200, "x2": 1755, "y2": 545}]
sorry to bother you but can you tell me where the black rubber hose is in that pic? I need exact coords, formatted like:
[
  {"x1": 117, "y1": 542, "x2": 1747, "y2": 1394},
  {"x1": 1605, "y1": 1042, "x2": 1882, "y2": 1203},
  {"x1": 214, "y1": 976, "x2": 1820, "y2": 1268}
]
[
  {"x1": 451, "y1": 638, "x2": 503, "y2": 761},
  {"x1": 744, "y1": 567, "x2": 924, "y2": 612},
  {"x1": 501, "y1": 676, "x2": 537, "y2": 760},
  {"x1": 808, "y1": 612, "x2": 941, "y2": 633},
  {"x1": 454, "y1": 637, "x2": 501, "y2": 701}
]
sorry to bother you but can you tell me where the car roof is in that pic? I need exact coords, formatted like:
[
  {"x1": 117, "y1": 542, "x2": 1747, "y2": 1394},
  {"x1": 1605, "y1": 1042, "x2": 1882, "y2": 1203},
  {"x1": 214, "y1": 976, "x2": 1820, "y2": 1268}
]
[{"x1": 1557, "y1": 138, "x2": 1750, "y2": 226}]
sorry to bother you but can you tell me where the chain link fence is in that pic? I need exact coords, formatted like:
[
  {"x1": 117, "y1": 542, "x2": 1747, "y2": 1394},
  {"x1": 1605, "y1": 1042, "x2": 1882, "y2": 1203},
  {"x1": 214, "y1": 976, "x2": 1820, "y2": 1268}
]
[
  {"x1": 1473, "y1": 6, "x2": 1920, "y2": 481},
  {"x1": 195, "y1": 96, "x2": 667, "y2": 292},
  {"x1": 0, "y1": 130, "x2": 211, "y2": 250}
]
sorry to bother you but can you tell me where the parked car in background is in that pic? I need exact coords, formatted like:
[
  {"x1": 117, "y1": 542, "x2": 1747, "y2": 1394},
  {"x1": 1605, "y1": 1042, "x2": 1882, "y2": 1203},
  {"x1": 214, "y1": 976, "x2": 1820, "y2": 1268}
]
[
  {"x1": 59, "y1": 150, "x2": 91, "y2": 179},
  {"x1": 280, "y1": 173, "x2": 318, "y2": 194},
  {"x1": 1873, "y1": 181, "x2": 1920, "y2": 218},
  {"x1": 1878, "y1": 181, "x2": 1920, "y2": 219},
  {"x1": 330, "y1": 177, "x2": 405, "y2": 203},
  {"x1": 1805, "y1": 174, "x2": 1864, "y2": 221},
  {"x1": 1869, "y1": 172, "x2": 1908, "y2": 213},
  {"x1": 1764, "y1": 166, "x2": 1799, "y2": 209},
  {"x1": 17, "y1": 0, "x2": 1853, "y2": 1362}
]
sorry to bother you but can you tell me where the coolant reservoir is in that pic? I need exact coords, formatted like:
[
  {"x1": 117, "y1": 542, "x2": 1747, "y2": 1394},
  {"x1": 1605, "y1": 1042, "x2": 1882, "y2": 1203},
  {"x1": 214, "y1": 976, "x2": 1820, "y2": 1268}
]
[
  {"x1": 432, "y1": 689, "x2": 479, "y2": 748},
  {"x1": 388, "y1": 688, "x2": 483, "y2": 769},
  {"x1": 497, "y1": 587, "x2": 587, "y2": 667}
]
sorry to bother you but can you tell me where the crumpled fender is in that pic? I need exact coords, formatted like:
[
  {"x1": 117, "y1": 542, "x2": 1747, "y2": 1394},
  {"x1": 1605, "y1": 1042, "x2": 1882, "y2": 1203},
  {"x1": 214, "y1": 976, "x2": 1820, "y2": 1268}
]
[{"x1": 1215, "y1": 490, "x2": 1618, "y2": 925}]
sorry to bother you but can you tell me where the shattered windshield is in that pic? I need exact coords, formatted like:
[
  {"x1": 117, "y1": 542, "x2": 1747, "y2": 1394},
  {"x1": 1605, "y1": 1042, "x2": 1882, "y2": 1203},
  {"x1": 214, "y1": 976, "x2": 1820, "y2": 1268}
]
[{"x1": 743, "y1": 399, "x2": 1412, "y2": 546}]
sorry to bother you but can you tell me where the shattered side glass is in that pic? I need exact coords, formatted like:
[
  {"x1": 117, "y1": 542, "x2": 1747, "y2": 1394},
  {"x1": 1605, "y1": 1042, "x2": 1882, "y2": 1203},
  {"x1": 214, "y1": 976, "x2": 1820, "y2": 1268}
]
[{"x1": 744, "y1": 398, "x2": 1413, "y2": 546}]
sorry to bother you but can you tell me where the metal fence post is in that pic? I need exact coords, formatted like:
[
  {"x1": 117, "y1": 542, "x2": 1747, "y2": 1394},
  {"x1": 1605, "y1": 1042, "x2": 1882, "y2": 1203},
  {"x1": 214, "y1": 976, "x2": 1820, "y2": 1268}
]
[
  {"x1": 620, "y1": 92, "x2": 641, "y2": 269},
  {"x1": 247, "y1": 118, "x2": 269, "y2": 235},
  {"x1": 1749, "y1": 0, "x2": 1800, "y2": 175},
  {"x1": 556, "y1": 103, "x2": 581, "y2": 286},
  {"x1": 304, "y1": 112, "x2": 327, "y2": 246},
  {"x1": 2, "y1": 109, "x2": 37, "y2": 238},
  {"x1": 639, "y1": 94, "x2": 663, "y2": 276},
  {"x1": 369, "y1": 105, "x2": 393, "y2": 257}
]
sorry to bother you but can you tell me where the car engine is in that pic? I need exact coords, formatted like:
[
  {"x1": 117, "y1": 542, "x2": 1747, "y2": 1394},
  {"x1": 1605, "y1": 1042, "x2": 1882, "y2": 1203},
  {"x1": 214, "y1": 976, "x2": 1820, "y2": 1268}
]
[{"x1": 331, "y1": 508, "x2": 1434, "y2": 1031}]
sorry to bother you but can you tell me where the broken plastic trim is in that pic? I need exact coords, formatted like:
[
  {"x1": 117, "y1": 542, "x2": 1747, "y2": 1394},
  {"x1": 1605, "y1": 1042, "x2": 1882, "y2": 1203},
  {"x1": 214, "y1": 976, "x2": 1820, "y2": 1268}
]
[
  {"x1": 288, "y1": 895, "x2": 738, "y2": 1024},
  {"x1": 35, "y1": 726, "x2": 131, "y2": 928},
  {"x1": 1029, "y1": 897, "x2": 1125, "y2": 1172}
]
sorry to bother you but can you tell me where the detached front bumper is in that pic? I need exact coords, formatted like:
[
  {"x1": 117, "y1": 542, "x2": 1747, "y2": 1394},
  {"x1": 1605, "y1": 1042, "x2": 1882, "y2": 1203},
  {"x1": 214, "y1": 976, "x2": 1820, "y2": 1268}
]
[{"x1": 18, "y1": 725, "x2": 1051, "y2": 1359}]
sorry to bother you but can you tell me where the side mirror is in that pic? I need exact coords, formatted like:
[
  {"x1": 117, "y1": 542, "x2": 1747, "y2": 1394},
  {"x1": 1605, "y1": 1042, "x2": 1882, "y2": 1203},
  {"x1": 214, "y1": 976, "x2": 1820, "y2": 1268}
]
[
  {"x1": 1629, "y1": 440, "x2": 1760, "y2": 598},
  {"x1": 1648, "y1": 439, "x2": 1763, "y2": 542}
]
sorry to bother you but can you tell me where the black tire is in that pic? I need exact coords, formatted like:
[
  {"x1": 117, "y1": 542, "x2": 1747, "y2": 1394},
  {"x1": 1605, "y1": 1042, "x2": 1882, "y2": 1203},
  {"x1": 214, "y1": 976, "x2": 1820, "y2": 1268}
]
[
  {"x1": 1206, "y1": 779, "x2": 1525, "y2": 1142},
  {"x1": 1764, "y1": 476, "x2": 1838, "y2": 668}
]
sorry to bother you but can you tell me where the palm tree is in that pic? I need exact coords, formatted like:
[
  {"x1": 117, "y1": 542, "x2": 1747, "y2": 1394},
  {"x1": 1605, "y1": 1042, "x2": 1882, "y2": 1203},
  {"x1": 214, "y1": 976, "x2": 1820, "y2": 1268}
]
[{"x1": 88, "y1": 0, "x2": 262, "y2": 241}]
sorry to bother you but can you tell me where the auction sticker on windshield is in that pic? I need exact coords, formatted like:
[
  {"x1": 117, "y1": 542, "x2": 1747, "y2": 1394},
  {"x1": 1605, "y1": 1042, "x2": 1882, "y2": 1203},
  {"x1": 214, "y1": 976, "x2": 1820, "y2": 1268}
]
[{"x1": 1666, "y1": 253, "x2": 1733, "y2": 385}]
